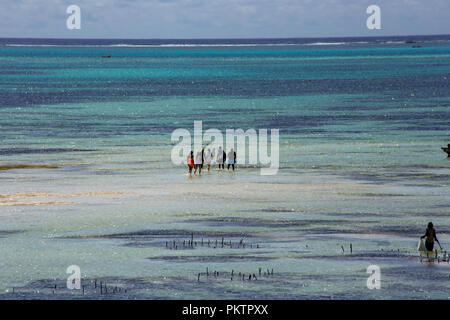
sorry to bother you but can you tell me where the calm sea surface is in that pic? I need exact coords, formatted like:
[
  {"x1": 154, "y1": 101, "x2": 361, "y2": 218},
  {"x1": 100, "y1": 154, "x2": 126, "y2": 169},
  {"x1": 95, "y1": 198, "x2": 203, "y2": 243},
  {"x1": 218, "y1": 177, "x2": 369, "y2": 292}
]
[{"x1": 0, "y1": 36, "x2": 449, "y2": 299}]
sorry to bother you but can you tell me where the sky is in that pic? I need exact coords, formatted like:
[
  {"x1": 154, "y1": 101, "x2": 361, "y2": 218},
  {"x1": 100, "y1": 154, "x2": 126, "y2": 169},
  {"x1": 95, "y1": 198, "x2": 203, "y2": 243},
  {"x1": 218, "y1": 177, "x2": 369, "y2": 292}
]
[{"x1": 0, "y1": 0, "x2": 449, "y2": 39}]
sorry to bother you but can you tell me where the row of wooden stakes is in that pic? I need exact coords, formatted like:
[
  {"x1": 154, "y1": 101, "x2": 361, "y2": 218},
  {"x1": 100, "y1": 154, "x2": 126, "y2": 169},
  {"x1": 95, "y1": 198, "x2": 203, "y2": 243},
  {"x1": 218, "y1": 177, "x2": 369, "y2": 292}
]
[
  {"x1": 197, "y1": 267, "x2": 274, "y2": 282},
  {"x1": 166, "y1": 234, "x2": 260, "y2": 250}
]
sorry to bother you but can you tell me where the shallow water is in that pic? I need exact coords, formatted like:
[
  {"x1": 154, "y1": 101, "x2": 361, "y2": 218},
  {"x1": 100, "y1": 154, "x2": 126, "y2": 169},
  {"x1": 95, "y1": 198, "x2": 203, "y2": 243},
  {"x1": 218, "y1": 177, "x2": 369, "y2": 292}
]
[{"x1": 0, "y1": 36, "x2": 449, "y2": 299}]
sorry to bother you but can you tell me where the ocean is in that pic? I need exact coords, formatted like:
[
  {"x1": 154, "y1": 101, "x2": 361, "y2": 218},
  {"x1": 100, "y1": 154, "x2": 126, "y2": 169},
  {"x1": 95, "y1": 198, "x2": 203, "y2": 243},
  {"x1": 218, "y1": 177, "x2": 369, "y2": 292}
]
[{"x1": 0, "y1": 35, "x2": 449, "y2": 299}]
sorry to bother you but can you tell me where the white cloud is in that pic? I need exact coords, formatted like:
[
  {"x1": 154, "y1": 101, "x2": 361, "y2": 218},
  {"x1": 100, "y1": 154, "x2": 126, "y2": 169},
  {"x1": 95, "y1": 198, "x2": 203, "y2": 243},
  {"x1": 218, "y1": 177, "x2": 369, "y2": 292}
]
[{"x1": 0, "y1": 0, "x2": 448, "y2": 38}]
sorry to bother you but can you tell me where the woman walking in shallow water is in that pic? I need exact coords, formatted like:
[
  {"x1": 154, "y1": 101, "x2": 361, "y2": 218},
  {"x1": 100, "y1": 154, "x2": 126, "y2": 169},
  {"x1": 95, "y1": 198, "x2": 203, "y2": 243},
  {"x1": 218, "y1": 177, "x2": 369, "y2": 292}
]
[
  {"x1": 204, "y1": 148, "x2": 212, "y2": 172},
  {"x1": 216, "y1": 146, "x2": 224, "y2": 170},
  {"x1": 227, "y1": 148, "x2": 235, "y2": 171},
  {"x1": 187, "y1": 151, "x2": 194, "y2": 177},
  {"x1": 194, "y1": 150, "x2": 203, "y2": 175},
  {"x1": 420, "y1": 222, "x2": 442, "y2": 251}
]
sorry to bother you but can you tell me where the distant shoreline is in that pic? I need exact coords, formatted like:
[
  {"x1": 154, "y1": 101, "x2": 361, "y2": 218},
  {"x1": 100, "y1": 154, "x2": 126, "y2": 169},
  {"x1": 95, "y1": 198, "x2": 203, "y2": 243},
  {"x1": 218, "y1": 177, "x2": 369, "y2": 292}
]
[{"x1": 1, "y1": 34, "x2": 449, "y2": 48}]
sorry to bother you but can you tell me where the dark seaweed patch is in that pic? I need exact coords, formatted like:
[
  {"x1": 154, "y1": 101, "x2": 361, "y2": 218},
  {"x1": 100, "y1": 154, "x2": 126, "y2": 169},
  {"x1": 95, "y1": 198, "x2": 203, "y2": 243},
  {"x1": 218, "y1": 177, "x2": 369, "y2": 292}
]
[
  {"x1": 0, "y1": 230, "x2": 24, "y2": 237},
  {"x1": 63, "y1": 229, "x2": 259, "y2": 251},
  {"x1": 88, "y1": 229, "x2": 252, "y2": 239},
  {"x1": 187, "y1": 217, "x2": 359, "y2": 228},
  {"x1": 0, "y1": 148, "x2": 96, "y2": 156},
  {"x1": 337, "y1": 192, "x2": 413, "y2": 197}
]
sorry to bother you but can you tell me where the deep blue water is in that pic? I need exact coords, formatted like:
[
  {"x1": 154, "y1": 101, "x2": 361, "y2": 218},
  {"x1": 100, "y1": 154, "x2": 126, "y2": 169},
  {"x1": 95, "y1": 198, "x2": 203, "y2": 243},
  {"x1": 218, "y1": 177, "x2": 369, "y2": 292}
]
[{"x1": 0, "y1": 36, "x2": 449, "y2": 140}]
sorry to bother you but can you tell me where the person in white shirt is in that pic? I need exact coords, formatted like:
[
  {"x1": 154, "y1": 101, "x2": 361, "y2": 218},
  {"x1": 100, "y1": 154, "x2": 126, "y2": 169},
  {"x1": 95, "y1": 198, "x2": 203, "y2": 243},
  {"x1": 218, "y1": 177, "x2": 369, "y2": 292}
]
[
  {"x1": 204, "y1": 148, "x2": 212, "y2": 172},
  {"x1": 194, "y1": 150, "x2": 203, "y2": 175}
]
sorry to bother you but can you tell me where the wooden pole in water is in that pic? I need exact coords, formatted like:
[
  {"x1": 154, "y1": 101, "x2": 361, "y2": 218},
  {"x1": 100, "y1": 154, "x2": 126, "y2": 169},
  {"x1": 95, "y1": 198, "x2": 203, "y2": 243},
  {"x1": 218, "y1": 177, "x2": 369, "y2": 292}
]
[{"x1": 350, "y1": 244, "x2": 352, "y2": 254}]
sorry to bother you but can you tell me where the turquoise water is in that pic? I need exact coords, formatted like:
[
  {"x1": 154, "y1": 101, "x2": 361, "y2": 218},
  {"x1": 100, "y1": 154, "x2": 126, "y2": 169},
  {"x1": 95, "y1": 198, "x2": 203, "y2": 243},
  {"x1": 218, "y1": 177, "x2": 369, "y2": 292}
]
[{"x1": 0, "y1": 37, "x2": 449, "y2": 299}]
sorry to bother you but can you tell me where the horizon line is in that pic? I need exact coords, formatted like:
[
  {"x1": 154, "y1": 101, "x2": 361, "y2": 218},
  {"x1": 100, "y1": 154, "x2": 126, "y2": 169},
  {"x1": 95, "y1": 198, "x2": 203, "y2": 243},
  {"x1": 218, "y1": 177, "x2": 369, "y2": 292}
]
[{"x1": 1, "y1": 33, "x2": 449, "y2": 41}]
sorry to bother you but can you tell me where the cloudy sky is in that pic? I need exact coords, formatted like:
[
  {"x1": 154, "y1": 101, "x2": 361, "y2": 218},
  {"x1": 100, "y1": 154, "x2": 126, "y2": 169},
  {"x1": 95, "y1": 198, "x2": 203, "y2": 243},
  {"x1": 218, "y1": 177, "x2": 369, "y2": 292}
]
[{"x1": 0, "y1": 0, "x2": 448, "y2": 39}]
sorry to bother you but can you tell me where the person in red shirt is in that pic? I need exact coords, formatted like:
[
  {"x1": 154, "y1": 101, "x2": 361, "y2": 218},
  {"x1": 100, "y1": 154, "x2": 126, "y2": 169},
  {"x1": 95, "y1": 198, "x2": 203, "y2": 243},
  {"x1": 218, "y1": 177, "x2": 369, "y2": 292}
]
[{"x1": 187, "y1": 151, "x2": 194, "y2": 177}]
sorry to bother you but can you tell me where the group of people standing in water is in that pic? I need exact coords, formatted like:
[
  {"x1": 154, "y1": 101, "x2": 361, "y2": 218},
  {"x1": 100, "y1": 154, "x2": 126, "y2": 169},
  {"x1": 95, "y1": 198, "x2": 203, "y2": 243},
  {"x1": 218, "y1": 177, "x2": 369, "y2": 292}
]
[{"x1": 187, "y1": 146, "x2": 236, "y2": 177}]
